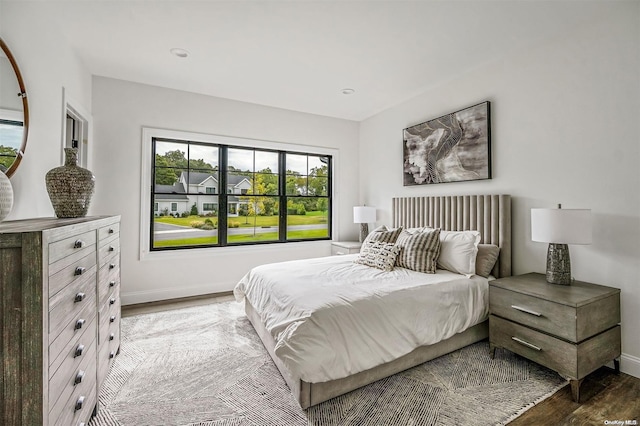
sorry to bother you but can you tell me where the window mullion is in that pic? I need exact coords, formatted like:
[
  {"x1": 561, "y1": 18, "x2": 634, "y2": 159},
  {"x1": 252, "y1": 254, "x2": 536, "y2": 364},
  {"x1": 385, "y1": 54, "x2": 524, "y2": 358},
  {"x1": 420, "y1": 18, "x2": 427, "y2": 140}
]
[
  {"x1": 279, "y1": 151, "x2": 286, "y2": 242},
  {"x1": 219, "y1": 145, "x2": 228, "y2": 245}
]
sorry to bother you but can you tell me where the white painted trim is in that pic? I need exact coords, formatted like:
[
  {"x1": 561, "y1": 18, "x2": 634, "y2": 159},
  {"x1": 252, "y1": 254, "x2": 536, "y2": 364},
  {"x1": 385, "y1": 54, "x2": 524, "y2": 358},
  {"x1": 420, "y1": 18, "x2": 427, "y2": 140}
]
[
  {"x1": 61, "y1": 87, "x2": 93, "y2": 170},
  {"x1": 121, "y1": 281, "x2": 239, "y2": 306},
  {"x1": 139, "y1": 126, "x2": 339, "y2": 261},
  {"x1": 621, "y1": 352, "x2": 640, "y2": 379}
]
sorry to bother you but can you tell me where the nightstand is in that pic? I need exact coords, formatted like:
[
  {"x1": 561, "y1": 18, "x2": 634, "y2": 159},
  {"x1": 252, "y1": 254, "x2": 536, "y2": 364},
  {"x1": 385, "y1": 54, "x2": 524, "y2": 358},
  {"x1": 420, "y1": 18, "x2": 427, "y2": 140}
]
[
  {"x1": 331, "y1": 241, "x2": 362, "y2": 255},
  {"x1": 489, "y1": 272, "x2": 621, "y2": 403}
]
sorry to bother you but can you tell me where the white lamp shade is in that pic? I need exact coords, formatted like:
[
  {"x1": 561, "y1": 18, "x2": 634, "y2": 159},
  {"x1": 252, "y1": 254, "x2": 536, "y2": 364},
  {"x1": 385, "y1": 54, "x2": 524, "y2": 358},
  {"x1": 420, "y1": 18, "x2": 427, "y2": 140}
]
[
  {"x1": 353, "y1": 206, "x2": 376, "y2": 224},
  {"x1": 531, "y1": 208, "x2": 592, "y2": 245}
]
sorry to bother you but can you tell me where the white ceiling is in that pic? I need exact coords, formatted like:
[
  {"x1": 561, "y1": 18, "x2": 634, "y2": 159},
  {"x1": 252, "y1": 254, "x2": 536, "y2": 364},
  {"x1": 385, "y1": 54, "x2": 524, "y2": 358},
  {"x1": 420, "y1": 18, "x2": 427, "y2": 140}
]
[{"x1": 31, "y1": 1, "x2": 607, "y2": 121}]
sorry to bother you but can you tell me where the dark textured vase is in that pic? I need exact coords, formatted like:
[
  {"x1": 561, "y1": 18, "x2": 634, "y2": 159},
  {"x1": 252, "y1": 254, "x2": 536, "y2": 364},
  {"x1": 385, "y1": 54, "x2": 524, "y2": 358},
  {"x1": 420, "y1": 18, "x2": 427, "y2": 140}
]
[{"x1": 46, "y1": 148, "x2": 95, "y2": 218}]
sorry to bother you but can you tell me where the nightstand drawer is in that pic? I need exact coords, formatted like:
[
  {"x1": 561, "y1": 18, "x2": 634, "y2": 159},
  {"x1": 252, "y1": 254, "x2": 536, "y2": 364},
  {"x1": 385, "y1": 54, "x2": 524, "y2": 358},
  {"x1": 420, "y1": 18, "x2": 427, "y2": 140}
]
[
  {"x1": 331, "y1": 242, "x2": 361, "y2": 255},
  {"x1": 490, "y1": 286, "x2": 576, "y2": 341},
  {"x1": 490, "y1": 315, "x2": 620, "y2": 380}
]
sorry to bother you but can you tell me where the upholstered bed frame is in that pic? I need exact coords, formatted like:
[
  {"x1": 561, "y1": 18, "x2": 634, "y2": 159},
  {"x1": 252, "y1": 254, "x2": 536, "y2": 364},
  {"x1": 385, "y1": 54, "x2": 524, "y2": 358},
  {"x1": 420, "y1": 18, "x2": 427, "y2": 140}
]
[{"x1": 244, "y1": 194, "x2": 512, "y2": 408}]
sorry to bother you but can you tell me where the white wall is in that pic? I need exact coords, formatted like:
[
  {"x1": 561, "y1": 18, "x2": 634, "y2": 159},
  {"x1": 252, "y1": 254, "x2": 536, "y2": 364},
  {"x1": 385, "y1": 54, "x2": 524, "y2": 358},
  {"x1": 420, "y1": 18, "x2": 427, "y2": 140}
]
[
  {"x1": 359, "y1": 3, "x2": 640, "y2": 377},
  {"x1": 0, "y1": 1, "x2": 93, "y2": 219},
  {"x1": 91, "y1": 76, "x2": 360, "y2": 305}
]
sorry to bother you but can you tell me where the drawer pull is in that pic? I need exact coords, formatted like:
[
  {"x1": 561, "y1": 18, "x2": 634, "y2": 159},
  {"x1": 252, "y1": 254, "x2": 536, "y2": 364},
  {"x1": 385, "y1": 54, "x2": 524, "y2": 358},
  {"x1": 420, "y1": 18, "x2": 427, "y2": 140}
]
[
  {"x1": 512, "y1": 336, "x2": 542, "y2": 351},
  {"x1": 74, "y1": 370, "x2": 85, "y2": 385},
  {"x1": 74, "y1": 267, "x2": 86, "y2": 276},
  {"x1": 109, "y1": 297, "x2": 116, "y2": 305},
  {"x1": 109, "y1": 351, "x2": 116, "y2": 359},
  {"x1": 109, "y1": 263, "x2": 116, "y2": 269},
  {"x1": 108, "y1": 245, "x2": 115, "y2": 252},
  {"x1": 74, "y1": 292, "x2": 86, "y2": 303},
  {"x1": 511, "y1": 305, "x2": 542, "y2": 317},
  {"x1": 74, "y1": 240, "x2": 85, "y2": 249},
  {"x1": 74, "y1": 344, "x2": 85, "y2": 357},
  {"x1": 75, "y1": 396, "x2": 85, "y2": 411},
  {"x1": 109, "y1": 280, "x2": 116, "y2": 287},
  {"x1": 109, "y1": 315, "x2": 116, "y2": 323},
  {"x1": 109, "y1": 333, "x2": 115, "y2": 341},
  {"x1": 74, "y1": 319, "x2": 85, "y2": 330},
  {"x1": 108, "y1": 228, "x2": 114, "y2": 234}
]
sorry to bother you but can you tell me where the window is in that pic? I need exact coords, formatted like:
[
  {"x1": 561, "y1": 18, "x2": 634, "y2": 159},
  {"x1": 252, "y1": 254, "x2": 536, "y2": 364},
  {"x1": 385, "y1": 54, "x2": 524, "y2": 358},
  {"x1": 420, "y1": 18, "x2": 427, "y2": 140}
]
[{"x1": 150, "y1": 137, "x2": 332, "y2": 251}]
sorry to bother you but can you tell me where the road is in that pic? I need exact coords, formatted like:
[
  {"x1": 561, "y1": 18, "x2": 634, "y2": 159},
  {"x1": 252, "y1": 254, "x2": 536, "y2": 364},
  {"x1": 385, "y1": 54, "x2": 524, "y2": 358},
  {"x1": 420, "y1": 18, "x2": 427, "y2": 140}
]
[{"x1": 153, "y1": 222, "x2": 326, "y2": 241}]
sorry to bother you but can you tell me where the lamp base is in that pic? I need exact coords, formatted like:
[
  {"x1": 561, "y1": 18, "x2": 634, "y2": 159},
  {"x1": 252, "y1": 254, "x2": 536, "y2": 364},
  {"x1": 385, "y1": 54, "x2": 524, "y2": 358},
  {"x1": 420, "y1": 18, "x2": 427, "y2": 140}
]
[
  {"x1": 359, "y1": 223, "x2": 369, "y2": 243},
  {"x1": 546, "y1": 243, "x2": 572, "y2": 285}
]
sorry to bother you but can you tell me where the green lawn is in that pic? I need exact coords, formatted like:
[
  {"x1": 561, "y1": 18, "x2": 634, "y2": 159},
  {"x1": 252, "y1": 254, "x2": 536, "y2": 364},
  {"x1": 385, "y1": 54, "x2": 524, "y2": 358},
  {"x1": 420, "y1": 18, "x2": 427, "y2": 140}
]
[
  {"x1": 155, "y1": 213, "x2": 328, "y2": 228},
  {"x1": 153, "y1": 228, "x2": 329, "y2": 248}
]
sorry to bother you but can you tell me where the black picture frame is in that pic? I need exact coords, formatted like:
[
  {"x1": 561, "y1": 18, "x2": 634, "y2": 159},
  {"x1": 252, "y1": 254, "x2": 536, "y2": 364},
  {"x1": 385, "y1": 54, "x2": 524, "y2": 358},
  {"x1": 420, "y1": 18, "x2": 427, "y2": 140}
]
[{"x1": 403, "y1": 101, "x2": 491, "y2": 186}]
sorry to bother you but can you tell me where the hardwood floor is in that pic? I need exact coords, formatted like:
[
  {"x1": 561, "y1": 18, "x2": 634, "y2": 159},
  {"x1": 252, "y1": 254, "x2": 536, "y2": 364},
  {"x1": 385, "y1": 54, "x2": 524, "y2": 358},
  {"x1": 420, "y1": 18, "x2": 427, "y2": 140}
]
[
  {"x1": 510, "y1": 366, "x2": 640, "y2": 425},
  {"x1": 123, "y1": 294, "x2": 640, "y2": 425}
]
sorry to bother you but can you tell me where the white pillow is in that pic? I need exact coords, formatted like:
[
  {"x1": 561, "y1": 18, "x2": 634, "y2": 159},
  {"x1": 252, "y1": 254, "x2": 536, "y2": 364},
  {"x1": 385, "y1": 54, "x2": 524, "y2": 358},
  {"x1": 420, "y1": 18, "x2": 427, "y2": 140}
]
[{"x1": 437, "y1": 230, "x2": 481, "y2": 277}]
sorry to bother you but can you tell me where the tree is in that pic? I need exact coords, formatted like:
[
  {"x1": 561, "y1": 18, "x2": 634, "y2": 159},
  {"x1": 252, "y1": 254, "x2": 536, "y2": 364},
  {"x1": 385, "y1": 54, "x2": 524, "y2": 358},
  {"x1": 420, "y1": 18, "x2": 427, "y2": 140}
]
[
  {"x1": 154, "y1": 155, "x2": 178, "y2": 184},
  {"x1": 190, "y1": 203, "x2": 198, "y2": 216}
]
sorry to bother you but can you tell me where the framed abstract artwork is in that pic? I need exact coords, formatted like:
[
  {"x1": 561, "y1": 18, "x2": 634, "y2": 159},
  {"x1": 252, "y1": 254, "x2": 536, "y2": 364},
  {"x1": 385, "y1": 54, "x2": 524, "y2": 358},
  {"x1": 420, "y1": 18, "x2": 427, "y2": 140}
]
[{"x1": 403, "y1": 101, "x2": 491, "y2": 186}]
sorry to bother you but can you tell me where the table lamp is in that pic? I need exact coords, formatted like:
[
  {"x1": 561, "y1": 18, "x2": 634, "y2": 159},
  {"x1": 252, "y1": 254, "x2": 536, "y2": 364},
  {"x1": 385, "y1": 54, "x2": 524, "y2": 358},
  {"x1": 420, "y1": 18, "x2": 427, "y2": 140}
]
[
  {"x1": 531, "y1": 204, "x2": 592, "y2": 285},
  {"x1": 353, "y1": 206, "x2": 376, "y2": 243}
]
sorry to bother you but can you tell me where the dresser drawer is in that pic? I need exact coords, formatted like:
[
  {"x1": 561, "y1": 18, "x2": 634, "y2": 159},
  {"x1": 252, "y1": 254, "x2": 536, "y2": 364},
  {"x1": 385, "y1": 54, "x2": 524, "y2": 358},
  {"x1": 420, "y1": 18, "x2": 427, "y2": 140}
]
[
  {"x1": 49, "y1": 271, "x2": 96, "y2": 338},
  {"x1": 49, "y1": 229, "x2": 97, "y2": 265},
  {"x1": 49, "y1": 338, "x2": 97, "y2": 415},
  {"x1": 49, "y1": 252, "x2": 97, "y2": 298},
  {"x1": 50, "y1": 315, "x2": 96, "y2": 375},
  {"x1": 49, "y1": 349, "x2": 97, "y2": 426},
  {"x1": 49, "y1": 302, "x2": 96, "y2": 363},
  {"x1": 98, "y1": 265, "x2": 120, "y2": 307},
  {"x1": 98, "y1": 238, "x2": 119, "y2": 268},
  {"x1": 490, "y1": 286, "x2": 577, "y2": 342},
  {"x1": 490, "y1": 315, "x2": 621, "y2": 380},
  {"x1": 98, "y1": 223, "x2": 120, "y2": 241}
]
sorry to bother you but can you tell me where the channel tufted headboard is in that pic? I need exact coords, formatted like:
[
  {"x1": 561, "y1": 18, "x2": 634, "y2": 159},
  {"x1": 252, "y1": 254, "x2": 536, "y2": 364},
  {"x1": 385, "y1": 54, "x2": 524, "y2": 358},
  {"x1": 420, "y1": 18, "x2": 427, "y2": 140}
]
[{"x1": 392, "y1": 194, "x2": 511, "y2": 278}]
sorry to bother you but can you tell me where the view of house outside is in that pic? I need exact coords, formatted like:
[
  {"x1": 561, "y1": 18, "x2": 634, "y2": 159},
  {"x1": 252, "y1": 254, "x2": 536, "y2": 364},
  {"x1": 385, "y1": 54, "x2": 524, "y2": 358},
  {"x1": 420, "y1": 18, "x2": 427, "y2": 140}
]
[{"x1": 151, "y1": 139, "x2": 330, "y2": 249}]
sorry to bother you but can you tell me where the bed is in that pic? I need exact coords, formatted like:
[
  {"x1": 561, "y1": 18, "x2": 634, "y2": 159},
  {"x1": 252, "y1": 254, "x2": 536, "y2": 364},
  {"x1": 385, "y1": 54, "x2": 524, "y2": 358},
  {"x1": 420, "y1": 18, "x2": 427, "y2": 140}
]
[{"x1": 234, "y1": 194, "x2": 511, "y2": 408}]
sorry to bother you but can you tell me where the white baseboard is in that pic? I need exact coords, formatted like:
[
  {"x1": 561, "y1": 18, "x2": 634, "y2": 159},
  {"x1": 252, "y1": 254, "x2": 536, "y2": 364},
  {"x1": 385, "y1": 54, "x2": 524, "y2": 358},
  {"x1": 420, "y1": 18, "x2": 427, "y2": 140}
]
[
  {"x1": 121, "y1": 281, "x2": 236, "y2": 306},
  {"x1": 621, "y1": 352, "x2": 640, "y2": 379}
]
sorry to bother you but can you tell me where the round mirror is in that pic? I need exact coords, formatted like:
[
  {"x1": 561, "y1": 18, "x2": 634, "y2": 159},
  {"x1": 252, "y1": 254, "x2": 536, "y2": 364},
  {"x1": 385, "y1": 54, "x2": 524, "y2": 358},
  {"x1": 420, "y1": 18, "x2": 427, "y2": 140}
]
[{"x1": 0, "y1": 37, "x2": 28, "y2": 178}]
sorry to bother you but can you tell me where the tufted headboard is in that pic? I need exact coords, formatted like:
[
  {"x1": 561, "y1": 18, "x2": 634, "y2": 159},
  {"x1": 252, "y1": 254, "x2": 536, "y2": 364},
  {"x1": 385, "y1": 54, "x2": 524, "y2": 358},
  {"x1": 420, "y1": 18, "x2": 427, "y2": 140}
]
[{"x1": 392, "y1": 194, "x2": 511, "y2": 278}]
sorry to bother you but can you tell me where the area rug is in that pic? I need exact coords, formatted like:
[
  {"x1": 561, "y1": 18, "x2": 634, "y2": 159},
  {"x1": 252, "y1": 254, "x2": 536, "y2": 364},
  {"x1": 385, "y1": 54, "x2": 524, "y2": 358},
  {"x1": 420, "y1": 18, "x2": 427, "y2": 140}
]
[{"x1": 88, "y1": 301, "x2": 567, "y2": 426}]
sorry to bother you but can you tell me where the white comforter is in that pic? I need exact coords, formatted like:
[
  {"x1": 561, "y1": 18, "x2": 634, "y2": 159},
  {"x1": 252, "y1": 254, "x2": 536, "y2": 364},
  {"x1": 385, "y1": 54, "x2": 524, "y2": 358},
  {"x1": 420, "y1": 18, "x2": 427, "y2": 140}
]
[{"x1": 234, "y1": 254, "x2": 489, "y2": 383}]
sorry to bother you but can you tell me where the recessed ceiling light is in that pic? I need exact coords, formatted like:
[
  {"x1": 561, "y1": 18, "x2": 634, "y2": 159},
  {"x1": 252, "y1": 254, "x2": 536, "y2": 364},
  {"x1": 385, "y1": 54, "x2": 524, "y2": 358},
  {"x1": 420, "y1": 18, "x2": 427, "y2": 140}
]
[
  {"x1": 170, "y1": 48, "x2": 189, "y2": 58},
  {"x1": 341, "y1": 88, "x2": 355, "y2": 95}
]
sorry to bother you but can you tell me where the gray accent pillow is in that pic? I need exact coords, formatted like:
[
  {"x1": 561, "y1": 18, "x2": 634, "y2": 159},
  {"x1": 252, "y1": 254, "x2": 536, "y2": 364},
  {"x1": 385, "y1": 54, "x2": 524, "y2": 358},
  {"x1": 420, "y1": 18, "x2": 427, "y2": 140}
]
[
  {"x1": 395, "y1": 228, "x2": 441, "y2": 273},
  {"x1": 475, "y1": 244, "x2": 500, "y2": 278},
  {"x1": 363, "y1": 225, "x2": 403, "y2": 246},
  {"x1": 354, "y1": 240, "x2": 401, "y2": 271}
]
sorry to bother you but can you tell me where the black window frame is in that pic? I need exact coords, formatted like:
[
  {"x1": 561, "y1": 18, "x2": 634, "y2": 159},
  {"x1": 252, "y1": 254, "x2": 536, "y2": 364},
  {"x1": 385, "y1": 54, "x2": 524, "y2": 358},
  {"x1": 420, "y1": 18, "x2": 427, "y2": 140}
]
[{"x1": 150, "y1": 137, "x2": 332, "y2": 251}]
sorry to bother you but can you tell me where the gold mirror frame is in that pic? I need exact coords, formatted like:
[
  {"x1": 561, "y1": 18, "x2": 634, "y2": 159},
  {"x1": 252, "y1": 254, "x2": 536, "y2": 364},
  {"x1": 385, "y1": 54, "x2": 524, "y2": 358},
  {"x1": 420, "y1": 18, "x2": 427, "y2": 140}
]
[{"x1": 0, "y1": 37, "x2": 29, "y2": 178}]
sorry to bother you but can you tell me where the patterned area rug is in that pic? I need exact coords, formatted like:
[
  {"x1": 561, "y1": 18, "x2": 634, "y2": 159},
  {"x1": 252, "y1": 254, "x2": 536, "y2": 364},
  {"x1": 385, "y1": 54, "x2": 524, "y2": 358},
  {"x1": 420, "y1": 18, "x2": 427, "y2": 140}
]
[{"x1": 88, "y1": 301, "x2": 566, "y2": 426}]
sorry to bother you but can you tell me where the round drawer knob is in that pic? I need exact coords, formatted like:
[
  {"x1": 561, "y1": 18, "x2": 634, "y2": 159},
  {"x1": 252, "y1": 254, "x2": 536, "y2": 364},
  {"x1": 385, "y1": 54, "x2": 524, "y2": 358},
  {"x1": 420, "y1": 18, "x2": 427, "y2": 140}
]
[
  {"x1": 74, "y1": 344, "x2": 85, "y2": 358},
  {"x1": 74, "y1": 292, "x2": 86, "y2": 303},
  {"x1": 74, "y1": 319, "x2": 85, "y2": 330},
  {"x1": 109, "y1": 315, "x2": 116, "y2": 323},
  {"x1": 74, "y1": 240, "x2": 84, "y2": 249},
  {"x1": 109, "y1": 280, "x2": 116, "y2": 287},
  {"x1": 74, "y1": 267, "x2": 86, "y2": 276},
  {"x1": 75, "y1": 396, "x2": 85, "y2": 411},
  {"x1": 109, "y1": 263, "x2": 116, "y2": 269},
  {"x1": 109, "y1": 333, "x2": 115, "y2": 341},
  {"x1": 74, "y1": 370, "x2": 85, "y2": 385},
  {"x1": 109, "y1": 297, "x2": 116, "y2": 305}
]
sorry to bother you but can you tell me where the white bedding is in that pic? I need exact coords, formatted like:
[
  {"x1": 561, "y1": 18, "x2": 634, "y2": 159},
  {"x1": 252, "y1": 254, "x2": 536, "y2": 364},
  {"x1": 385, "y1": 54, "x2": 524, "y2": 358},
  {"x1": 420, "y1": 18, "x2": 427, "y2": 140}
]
[{"x1": 234, "y1": 254, "x2": 489, "y2": 383}]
